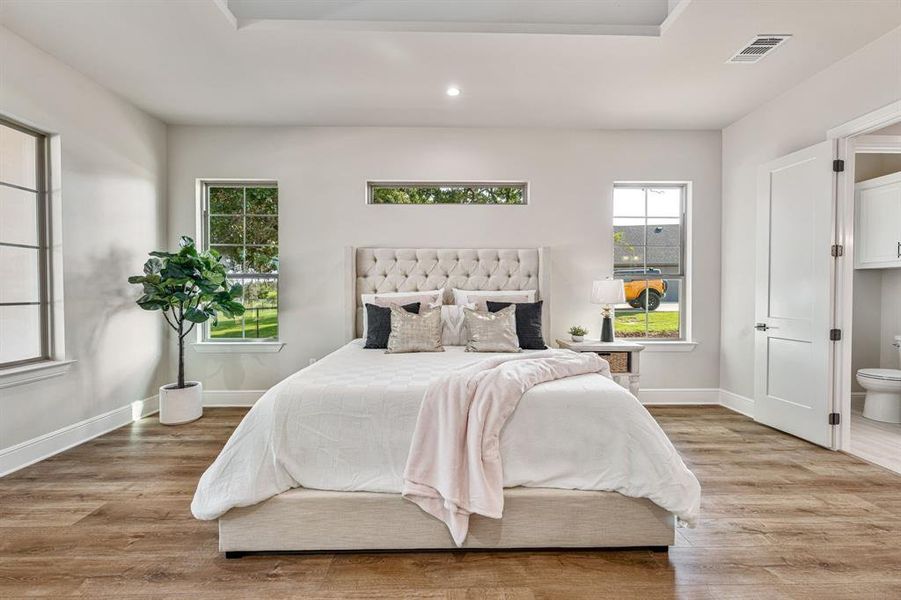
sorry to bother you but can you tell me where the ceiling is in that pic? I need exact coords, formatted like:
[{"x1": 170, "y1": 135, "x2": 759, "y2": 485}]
[{"x1": 1, "y1": 0, "x2": 899, "y2": 129}]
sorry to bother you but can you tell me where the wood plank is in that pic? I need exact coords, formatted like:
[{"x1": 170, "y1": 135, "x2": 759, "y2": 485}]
[{"x1": 0, "y1": 405, "x2": 899, "y2": 598}]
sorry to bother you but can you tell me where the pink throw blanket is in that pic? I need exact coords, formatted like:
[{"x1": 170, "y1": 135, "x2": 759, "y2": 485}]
[{"x1": 402, "y1": 350, "x2": 608, "y2": 546}]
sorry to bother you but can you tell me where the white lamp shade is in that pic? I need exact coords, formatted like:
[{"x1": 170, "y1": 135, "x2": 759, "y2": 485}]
[{"x1": 591, "y1": 279, "x2": 626, "y2": 305}]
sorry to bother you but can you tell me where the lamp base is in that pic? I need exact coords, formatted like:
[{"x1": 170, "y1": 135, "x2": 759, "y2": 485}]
[{"x1": 601, "y1": 315, "x2": 614, "y2": 342}]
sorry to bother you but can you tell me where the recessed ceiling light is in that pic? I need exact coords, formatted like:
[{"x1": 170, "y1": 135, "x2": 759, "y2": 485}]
[{"x1": 446, "y1": 86, "x2": 461, "y2": 97}]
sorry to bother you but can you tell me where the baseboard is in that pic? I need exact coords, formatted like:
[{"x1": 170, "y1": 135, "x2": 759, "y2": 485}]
[
  {"x1": 639, "y1": 388, "x2": 720, "y2": 405},
  {"x1": 203, "y1": 389, "x2": 266, "y2": 407},
  {"x1": 2, "y1": 386, "x2": 755, "y2": 478},
  {"x1": 718, "y1": 389, "x2": 755, "y2": 417},
  {"x1": 0, "y1": 395, "x2": 157, "y2": 478}
]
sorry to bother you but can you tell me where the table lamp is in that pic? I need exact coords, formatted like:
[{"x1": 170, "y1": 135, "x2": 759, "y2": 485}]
[{"x1": 591, "y1": 279, "x2": 626, "y2": 342}]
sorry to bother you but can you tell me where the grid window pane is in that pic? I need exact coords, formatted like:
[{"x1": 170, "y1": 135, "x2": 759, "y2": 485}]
[
  {"x1": 0, "y1": 124, "x2": 38, "y2": 190},
  {"x1": 645, "y1": 218, "x2": 680, "y2": 246},
  {"x1": 613, "y1": 187, "x2": 645, "y2": 217},
  {"x1": 246, "y1": 216, "x2": 277, "y2": 245},
  {"x1": 209, "y1": 187, "x2": 243, "y2": 214},
  {"x1": 0, "y1": 305, "x2": 42, "y2": 363},
  {"x1": 209, "y1": 215, "x2": 243, "y2": 245},
  {"x1": 646, "y1": 188, "x2": 682, "y2": 217},
  {"x1": 613, "y1": 278, "x2": 682, "y2": 340},
  {"x1": 246, "y1": 245, "x2": 278, "y2": 274},
  {"x1": 246, "y1": 187, "x2": 277, "y2": 214},
  {"x1": 205, "y1": 183, "x2": 279, "y2": 341},
  {"x1": 0, "y1": 186, "x2": 39, "y2": 246},
  {"x1": 613, "y1": 217, "x2": 646, "y2": 246},
  {"x1": 647, "y1": 246, "x2": 681, "y2": 273},
  {"x1": 0, "y1": 246, "x2": 41, "y2": 303}
]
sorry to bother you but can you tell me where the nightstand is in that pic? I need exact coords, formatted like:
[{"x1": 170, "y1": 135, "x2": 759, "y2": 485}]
[{"x1": 556, "y1": 339, "x2": 645, "y2": 396}]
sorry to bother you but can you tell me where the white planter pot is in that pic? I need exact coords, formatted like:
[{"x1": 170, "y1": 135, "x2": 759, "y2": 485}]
[
  {"x1": 571, "y1": 335, "x2": 585, "y2": 342},
  {"x1": 159, "y1": 381, "x2": 203, "y2": 425}
]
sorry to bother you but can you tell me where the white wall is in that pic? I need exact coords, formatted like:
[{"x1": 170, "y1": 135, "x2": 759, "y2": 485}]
[
  {"x1": 0, "y1": 28, "x2": 169, "y2": 450},
  {"x1": 168, "y1": 126, "x2": 722, "y2": 391},
  {"x1": 855, "y1": 153, "x2": 901, "y2": 182},
  {"x1": 720, "y1": 26, "x2": 901, "y2": 400}
]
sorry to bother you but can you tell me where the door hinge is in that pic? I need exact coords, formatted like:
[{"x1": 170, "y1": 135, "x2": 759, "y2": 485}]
[
  {"x1": 829, "y1": 328, "x2": 842, "y2": 341},
  {"x1": 833, "y1": 159, "x2": 845, "y2": 172},
  {"x1": 831, "y1": 244, "x2": 844, "y2": 257},
  {"x1": 829, "y1": 412, "x2": 841, "y2": 425}
]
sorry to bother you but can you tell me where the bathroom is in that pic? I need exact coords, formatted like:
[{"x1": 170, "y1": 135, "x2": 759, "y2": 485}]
[{"x1": 850, "y1": 121, "x2": 901, "y2": 474}]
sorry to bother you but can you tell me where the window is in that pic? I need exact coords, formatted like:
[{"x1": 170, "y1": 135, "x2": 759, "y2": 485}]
[
  {"x1": 201, "y1": 182, "x2": 278, "y2": 341},
  {"x1": 368, "y1": 182, "x2": 527, "y2": 204},
  {"x1": 612, "y1": 183, "x2": 687, "y2": 340},
  {"x1": 0, "y1": 119, "x2": 49, "y2": 368}
]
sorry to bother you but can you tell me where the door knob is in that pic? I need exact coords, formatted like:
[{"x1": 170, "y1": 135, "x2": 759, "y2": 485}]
[{"x1": 755, "y1": 323, "x2": 770, "y2": 331}]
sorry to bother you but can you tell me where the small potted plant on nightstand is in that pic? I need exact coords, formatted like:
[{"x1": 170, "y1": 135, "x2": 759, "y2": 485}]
[
  {"x1": 128, "y1": 236, "x2": 245, "y2": 425},
  {"x1": 568, "y1": 325, "x2": 588, "y2": 343}
]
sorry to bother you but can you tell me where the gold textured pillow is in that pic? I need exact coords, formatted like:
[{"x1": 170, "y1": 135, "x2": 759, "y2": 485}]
[
  {"x1": 463, "y1": 305, "x2": 521, "y2": 353},
  {"x1": 386, "y1": 306, "x2": 445, "y2": 354}
]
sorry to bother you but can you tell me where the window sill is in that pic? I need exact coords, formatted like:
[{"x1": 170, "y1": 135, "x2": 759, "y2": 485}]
[
  {"x1": 638, "y1": 341, "x2": 697, "y2": 353},
  {"x1": 0, "y1": 359, "x2": 77, "y2": 389},
  {"x1": 192, "y1": 342, "x2": 285, "y2": 354}
]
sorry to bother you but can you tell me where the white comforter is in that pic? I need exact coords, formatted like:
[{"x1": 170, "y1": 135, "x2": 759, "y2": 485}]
[{"x1": 191, "y1": 340, "x2": 701, "y2": 526}]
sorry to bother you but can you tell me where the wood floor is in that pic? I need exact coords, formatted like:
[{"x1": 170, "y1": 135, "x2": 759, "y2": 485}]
[
  {"x1": 1, "y1": 407, "x2": 900, "y2": 599},
  {"x1": 850, "y1": 399, "x2": 901, "y2": 474}
]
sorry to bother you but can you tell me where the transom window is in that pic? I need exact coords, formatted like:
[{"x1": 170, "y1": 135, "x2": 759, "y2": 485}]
[
  {"x1": 612, "y1": 183, "x2": 688, "y2": 340},
  {"x1": 0, "y1": 119, "x2": 49, "y2": 367},
  {"x1": 368, "y1": 182, "x2": 527, "y2": 205},
  {"x1": 201, "y1": 182, "x2": 278, "y2": 341}
]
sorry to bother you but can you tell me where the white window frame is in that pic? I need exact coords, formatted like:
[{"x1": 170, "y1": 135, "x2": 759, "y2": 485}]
[
  {"x1": 0, "y1": 116, "x2": 73, "y2": 384},
  {"x1": 193, "y1": 179, "x2": 283, "y2": 353},
  {"x1": 612, "y1": 181, "x2": 694, "y2": 349}
]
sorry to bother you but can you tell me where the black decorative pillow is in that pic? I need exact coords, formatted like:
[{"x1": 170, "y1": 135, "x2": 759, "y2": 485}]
[
  {"x1": 364, "y1": 302, "x2": 420, "y2": 349},
  {"x1": 486, "y1": 300, "x2": 547, "y2": 350}
]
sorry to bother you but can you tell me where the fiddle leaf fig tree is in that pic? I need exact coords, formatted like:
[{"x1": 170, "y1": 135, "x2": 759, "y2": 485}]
[{"x1": 128, "y1": 236, "x2": 245, "y2": 389}]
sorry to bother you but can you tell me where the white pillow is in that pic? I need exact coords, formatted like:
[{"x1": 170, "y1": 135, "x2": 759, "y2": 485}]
[
  {"x1": 360, "y1": 289, "x2": 443, "y2": 337},
  {"x1": 452, "y1": 288, "x2": 536, "y2": 310},
  {"x1": 440, "y1": 304, "x2": 474, "y2": 346}
]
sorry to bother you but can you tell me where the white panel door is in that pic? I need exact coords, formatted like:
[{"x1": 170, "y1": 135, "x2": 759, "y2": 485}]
[{"x1": 755, "y1": 141, "x2": 836, "y2": 448}]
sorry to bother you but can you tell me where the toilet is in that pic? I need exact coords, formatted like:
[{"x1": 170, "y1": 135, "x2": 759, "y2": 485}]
[{"x1": 856, "y1": 335, "x2": 901, "y2": 423}]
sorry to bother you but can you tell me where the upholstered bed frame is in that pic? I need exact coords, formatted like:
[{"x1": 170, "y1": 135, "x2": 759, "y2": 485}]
[
  {"x1": 218, "y1": 247, "x2": 675, "y2": 556},
  {"x1": 345, "y1": 247, "x2": 551, "y2": 340}
]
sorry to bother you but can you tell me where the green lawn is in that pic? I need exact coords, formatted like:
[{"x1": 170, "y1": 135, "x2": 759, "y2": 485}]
[
  {"x1": 614, "y1": 310, "x2": 680, "y2": 339},
  {"x1": 210, "y1": 307, "x2": 278, "y2": 339}
]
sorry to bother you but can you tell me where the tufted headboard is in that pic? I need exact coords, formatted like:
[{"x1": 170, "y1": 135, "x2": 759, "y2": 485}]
[{"x1": 346, "y1": 247, "x2": 550, "y2": 340}]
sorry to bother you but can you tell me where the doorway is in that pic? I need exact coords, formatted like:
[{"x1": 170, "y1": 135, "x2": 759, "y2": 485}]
[{"x1": 844, "y1": 122, "x2": 901, "y2": 473}]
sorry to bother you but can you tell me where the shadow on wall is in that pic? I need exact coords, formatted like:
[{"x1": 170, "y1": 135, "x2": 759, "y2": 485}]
[{"x1": 70, "y1": 245, "x2": 169, "y2": 406}]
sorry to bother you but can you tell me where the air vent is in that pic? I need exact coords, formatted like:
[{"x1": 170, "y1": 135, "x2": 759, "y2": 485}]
[{"x1": 727, "y1": 34, "x2": 791, "y2": 64}]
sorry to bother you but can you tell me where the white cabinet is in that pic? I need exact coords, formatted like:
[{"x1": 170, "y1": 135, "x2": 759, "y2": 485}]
[{"x1": 856, "y1": 172, "x2": 901, "y2": 269}]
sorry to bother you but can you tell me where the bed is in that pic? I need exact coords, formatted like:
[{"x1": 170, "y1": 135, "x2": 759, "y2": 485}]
[{"x1": 193, "y1": 247, "x2": 700, "y2": 555}]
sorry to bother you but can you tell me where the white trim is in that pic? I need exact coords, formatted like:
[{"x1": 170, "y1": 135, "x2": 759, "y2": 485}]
[
  {"x1": 203, "y1": 389, "x2": 266, "y2": 407},
  {"x1": 638, "y1": 388, "x2": 719, "y2": 405},
  {"x1": 0, "y1": 395, "x2": 157, "y2": 477},
  {"x1": 211, "y1": 0, "x2": 238, "y2": 29},
  {"x1": 192, "y1": 342, "x2": 284, "y2": 354},
  {"x1": 719, "y1": 389, "x2": 754, "y2": 418},
  {"x1": 832, "y1": 100, "x2": 901, "y2": 452},
  {"x1": 828, "y1": 100, "x2": 901, "y2": 139},
  {"x1": 853, "y1": 135, "x2": 901, "y2": 154},
  {"x1": 638, "y1": 341, "x2": 697, "y2": 353},
  {"x1": 659, "y1": 0, "x2": 693, "y2": 35},
  {"x1": 2, "y1": 386, "x2": 767, "y2": 476},
  {"x1": 0, "y1": 359, "x2": 76, "y2": 389}
]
